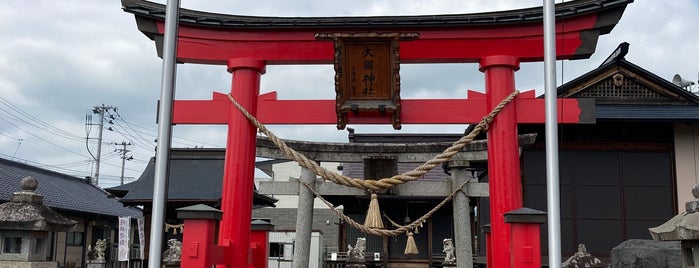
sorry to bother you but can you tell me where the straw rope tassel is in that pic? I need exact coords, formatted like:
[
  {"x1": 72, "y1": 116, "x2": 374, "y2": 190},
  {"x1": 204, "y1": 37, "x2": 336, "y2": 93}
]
[
  {"x1": 364, "y1": 193, "x2": 384, "y2": 229},
  {"x1": 404, "y1": 231, "x2": 419, "y2": 255}
]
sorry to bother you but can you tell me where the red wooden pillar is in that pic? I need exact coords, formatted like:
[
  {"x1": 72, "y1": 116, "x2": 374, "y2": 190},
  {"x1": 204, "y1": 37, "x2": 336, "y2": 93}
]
[
  {"x1": 482, "y1": 224, "x2": 492, "y2": 267},
  {"x1": 219, "y1": 58, "x2": 266, "y2": 268},
  {"x1": 479, "y1": 55, "x2": 523, "y2": 268},
  {"x1": 505, "y1": 208, "x2": 547, "y2": 268},
  {"x1": 249, "y1": 219, "x2": 274, "y2": 268}
]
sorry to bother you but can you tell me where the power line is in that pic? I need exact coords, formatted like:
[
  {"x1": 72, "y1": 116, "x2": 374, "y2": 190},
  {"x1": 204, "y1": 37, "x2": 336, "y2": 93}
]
[
  {"x1": 109, "y1": 110, "x2": 155, "y2": 146},
  {"x1": 0, "y1": 152, "x2": 92, "y2": 177},
  {"x1": 0, "y1": 99, "x2": 213, "y2": 186},
  {"x1": 105, "y1": 121, "x2": 155, "y2": 152},
  {"x1": 111, "y1": 110, "x2": 224, "y2": 148},
  {"x1": 0, "y1": 100, "x2": 146, "y2": 182},
  {"x1": 0, "y1": 97, "x2": 84, "y2": 141},
  {"x1": 0, "y1": 131, "x2": 22, "y2": 141},
  {"x1": 0, "y1": 117, "x2": 90, "y2": 158}
]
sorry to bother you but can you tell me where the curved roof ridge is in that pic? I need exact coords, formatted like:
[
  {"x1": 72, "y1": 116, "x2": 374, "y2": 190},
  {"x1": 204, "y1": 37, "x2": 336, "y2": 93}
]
[{"x1": 122, "y1": 0, "x2": 633, "y2": 29}]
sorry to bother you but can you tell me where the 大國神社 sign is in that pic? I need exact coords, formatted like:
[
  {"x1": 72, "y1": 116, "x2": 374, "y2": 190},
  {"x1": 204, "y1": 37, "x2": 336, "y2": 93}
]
[{"x1": 316, "y1": 32, "x2": 419, "y2": 130}]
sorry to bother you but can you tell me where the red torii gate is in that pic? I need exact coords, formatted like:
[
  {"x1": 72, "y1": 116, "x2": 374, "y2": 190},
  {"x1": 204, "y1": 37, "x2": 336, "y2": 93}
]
[{"x1": 123, "y1": 0, "x2": 631, "y2": 267}]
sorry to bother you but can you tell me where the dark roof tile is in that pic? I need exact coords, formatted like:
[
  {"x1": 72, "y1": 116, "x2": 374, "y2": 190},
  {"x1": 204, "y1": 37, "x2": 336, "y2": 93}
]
[
  {"x1": 0, "y1": 158, "x2": 141, "y2": 218},
  {"x1": 106, "y1": 148, "x2": 277, "y2": 207}
]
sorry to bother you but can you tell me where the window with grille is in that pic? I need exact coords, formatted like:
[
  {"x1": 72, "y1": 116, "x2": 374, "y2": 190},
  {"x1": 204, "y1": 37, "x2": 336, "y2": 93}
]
[
  {"x1": 2, "y1": 236, "x2": 22, "y2": 254},
  {"x1": 66, "y1": 232, "x2": 83, "y2": 246}
]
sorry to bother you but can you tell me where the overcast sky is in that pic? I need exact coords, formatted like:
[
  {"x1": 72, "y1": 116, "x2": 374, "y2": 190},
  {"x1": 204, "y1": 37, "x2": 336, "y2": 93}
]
[{"x1": 0, "y1": 0, "x2": 698, "y2": 188}]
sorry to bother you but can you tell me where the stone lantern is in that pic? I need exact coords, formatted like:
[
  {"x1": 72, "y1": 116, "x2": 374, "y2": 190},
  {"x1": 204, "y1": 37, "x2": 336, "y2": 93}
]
[
  {"x1": 649, "y1": 184, "x2": 699, "y2": 267},
  {"x1": 0, "y1": 176, "x2": 77, "y2": 268}
]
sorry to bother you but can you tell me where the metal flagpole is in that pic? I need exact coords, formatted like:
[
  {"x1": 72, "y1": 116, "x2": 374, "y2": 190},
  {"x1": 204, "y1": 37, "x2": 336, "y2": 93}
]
[
  {"x1": 147, "y1": 0, "x2": 180, "y2": 267},
  {"x1": 543, "y1": 0, "x2": 562, "y2": 268}
]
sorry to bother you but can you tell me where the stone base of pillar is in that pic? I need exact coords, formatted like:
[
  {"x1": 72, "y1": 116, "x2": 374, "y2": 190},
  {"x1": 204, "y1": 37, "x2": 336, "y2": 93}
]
[
  {"x1": 0, "y1": 261, "x2": 59, "y2": 268},
  {"x1": 86, "y1": 261, "x2": 106, "y2": 268},
  {"x1": 442, "y1": 261, "x2": 456, "y2": 267},
  {"x1": 163, "y1": 261, "x2": 180, "y2": 268}
]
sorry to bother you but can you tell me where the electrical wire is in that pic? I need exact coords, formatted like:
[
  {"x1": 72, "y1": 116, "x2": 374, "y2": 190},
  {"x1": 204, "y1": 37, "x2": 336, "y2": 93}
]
[
  {"x1": 0, "y1": 94, "x2": 223, "y2": 183},
  {"x1": 0, "y1": 152, "x2": 92, "y2": 177},
  {"x1": 112, "y1": 109, "x2": 224, "y2": 148},
  {"x1": 0, "y1": 97, "x2": 84, "y2": 141},
  {"x1": 0, "y1": 101, "x2": 147, "y2": 180},
  {"x1": 0, "y1": 131, "x2": 22, "y2": 141},
  {"x1": 0, "y1": 117, "x2": 91, "y2": 158}
]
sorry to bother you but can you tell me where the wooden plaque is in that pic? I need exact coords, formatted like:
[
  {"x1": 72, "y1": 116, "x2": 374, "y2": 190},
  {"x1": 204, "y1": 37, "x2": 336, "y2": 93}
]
[
  {"x1": 316, "y1": 32, "x2": 418, "y2": 130},
  {"x1": 344, "y1": 42, "x2": 392, "y2": 100}
]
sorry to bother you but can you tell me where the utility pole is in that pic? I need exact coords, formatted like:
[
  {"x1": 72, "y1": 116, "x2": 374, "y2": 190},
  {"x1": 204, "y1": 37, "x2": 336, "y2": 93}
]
[
  {"x1": 114, "y1": 141, "x2": 133, "y2": 185},
  {"x1": 86, "y1": 104, "x2": 116, "y2": 187}
]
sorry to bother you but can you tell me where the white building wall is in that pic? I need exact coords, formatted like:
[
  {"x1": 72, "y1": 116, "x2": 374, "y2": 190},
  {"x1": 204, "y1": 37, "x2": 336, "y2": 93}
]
[
  {"x1": 268, "y1": 161, "x2": 341, "y2": 209},
  {"x1": 674, "y1": 122, "x2": 699, "y2": 212},
  {"x1": 268, "y1": 231, "x2": 324, "y2": 268}
]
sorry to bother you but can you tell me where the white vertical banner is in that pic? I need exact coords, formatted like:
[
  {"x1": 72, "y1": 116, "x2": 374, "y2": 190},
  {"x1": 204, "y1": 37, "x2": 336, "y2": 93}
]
[
  {"x1": 137, "y1": 217, "x2": 146, "y2": 260},
  {"x1": 118, "y1": 216, "x2": 131, "y2": 261}
]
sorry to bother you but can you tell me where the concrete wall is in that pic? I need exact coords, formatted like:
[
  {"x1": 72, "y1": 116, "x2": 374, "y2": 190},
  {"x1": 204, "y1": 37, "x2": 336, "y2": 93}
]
[{"x1": 674, "y1": 122, "x2": 699, "y2": 212}]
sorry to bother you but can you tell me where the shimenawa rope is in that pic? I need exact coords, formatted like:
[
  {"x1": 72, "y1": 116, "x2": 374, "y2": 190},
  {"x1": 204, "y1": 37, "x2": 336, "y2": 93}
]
[
  {"x1": 297, "y1": 178, "x2": 470, "y2": 237},
  {"x1": 226, "y1": 90, "x2": 519, "y2": 192}
]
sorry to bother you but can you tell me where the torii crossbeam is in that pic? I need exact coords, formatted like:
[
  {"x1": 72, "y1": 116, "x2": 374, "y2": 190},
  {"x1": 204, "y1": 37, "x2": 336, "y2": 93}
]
[{"x1": 123, "y1": 0, "x2": 631, "y2": 267}]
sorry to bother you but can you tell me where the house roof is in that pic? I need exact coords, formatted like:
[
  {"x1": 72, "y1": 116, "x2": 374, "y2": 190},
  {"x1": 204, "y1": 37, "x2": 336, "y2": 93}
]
[
  {"x1": 341, "y1": 131, "x2": 463, "y2": 181},
  {"x1": 340, "y1": 129, "x2": 534, "y2": 180},
  {"x1": 551, "y1": 42, "x2": 699, "y2": 121},
  {"x1": 105, "y1": 148, "x2": 277, "y2": 207},
  {"x1": 342, "y1": 161, "x2": 450, "y2": 182},
  {"x1": 0, "y1": 157, "x2": 141, "y2": 218}
]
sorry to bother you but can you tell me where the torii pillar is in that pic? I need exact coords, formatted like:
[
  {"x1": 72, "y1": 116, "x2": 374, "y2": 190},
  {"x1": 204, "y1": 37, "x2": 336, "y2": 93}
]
[
  {"x1": 219, "y1": 58, "x2": 265, "y2": 268},
  {"x1": 480, "y1": 55, "x2": 523, "y2": 267}
]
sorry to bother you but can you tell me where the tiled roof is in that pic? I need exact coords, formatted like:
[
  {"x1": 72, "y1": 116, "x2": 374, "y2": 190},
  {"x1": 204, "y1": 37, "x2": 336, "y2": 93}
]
[
  {"x1": 547, "y1": 42, "x2": 699, "y2": 121},
  {"x1": 342, "y1": 132, "x2": 461, "y2": 181},
  {"x1": 342, "y1": 162, "x2": 449, "y2": 182},
  {"x1": 556, "y1": 43, "x2": 699, "y2": 104},
  {"x1": 0, "y1": 157, "x2": 141, "y2": 218},
  {"x1": 105, "y1": 148, "x2": 277, "y2": 207}
]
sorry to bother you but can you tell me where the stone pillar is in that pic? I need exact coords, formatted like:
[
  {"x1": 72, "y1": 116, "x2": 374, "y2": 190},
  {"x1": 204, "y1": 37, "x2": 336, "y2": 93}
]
[
  {"x1": 292, "y1": 167, "x2": 316, "y2": 268},
  {"x1": 682, "y1": 241, "x2": 699, "y2": 268},
  {"x1": 448, "y1": 160, "x2": 473, "y2": 268}
]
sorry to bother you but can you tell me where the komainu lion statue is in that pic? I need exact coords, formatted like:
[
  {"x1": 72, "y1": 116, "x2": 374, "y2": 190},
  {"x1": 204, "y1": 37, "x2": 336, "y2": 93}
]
[
  {"x1": 442, "y1": 238, "x2": 456, "y2": 264},
  {"x1": 347, "y1": 237, "x2": 366, "y2": 263},
  {"x1": 162, "y1": 239, "x2": 182, "y2": 262},
  {"x1": 87, "y1": 239, "x2": 107, "y2": 262}
]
